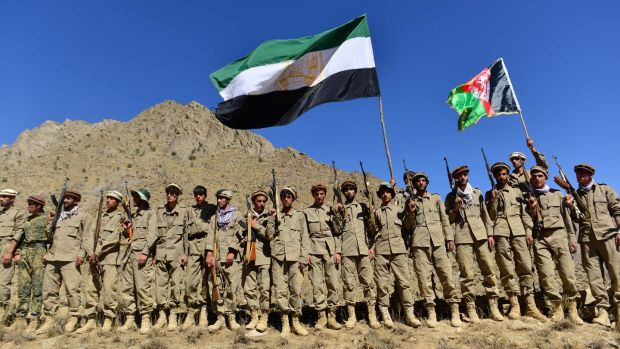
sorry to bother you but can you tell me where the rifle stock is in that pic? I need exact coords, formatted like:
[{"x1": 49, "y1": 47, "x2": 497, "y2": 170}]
[{"x1": 49, "y1": 178, "x2": 69, "y2": 241}]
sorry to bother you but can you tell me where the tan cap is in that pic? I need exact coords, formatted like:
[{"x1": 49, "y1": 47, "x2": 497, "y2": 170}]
[
  {"x1": 311, "y1": 183, "x2": 328, "y2": 193},
  {"x1": 251, "y1": 190, "x2": 269, "y2": 201},
  {"x1": 491, "y1": 162, "x2": 511, "y2": 174},
  {"x1": 574, "y1": 163, "x2": 595, "y2": 175},
  {"x1": 412, "y1": 172, "x2": 429, "y2": 183},
  {"x1": 509, "y1": 151, "x2": 527, "y2": 160},
  {"x1": 215, "y1": 189, "x2": 232, "y2": 199},
  {"x1": 529, "y1": 166, "x2": 548, "y2": 178},
  {"x1": 63, "y1": 189, "x2": 82, "y2": 201},
  {"x1": 106, "y1": 190, "x2": 123, "y2": 202},
  {"x1": 280, "y1": 187, "x2": 297, "y2": 200},
  {"x1": 27, "y1": 195, "x2": 46, "y2": 206},
  {"x1": 376, "y1": 182, "x2": 396, "y2": 198},
  {"x1": 0, "y1": 189, "x2": 18, "y2": 197},
  {"x1": 165, "y1": 183, "x2": 183, "y2": 195},
  {"x1": 340, "y1": 180, "x2": 357, "y2": 191},
  {"x1": 451, "y1": 165, "x2": 469, "y2": 177}
]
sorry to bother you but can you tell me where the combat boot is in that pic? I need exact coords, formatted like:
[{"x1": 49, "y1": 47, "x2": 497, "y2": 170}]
[
  {"x1": 405, "y1": 306, "x2": 421, "y2": 327},
  {"x1": 246, "y1": 309, "x2": 259, "y2": 330},
  {"x1": 315, "y1": 310, "x2": 327, "y2": 329},
  {"x1": 327, "y1": 308, "x2": 342, "y2": 330},
  {"x1": 488, "y1": 298, "x2": 504, "y2": 321},
  {"x1": 227, "y1": 313, "x2": 240, "y2": 330},
  {"x1": 465, "y1": 302, "x2": 480, "y2": 323},
  {"x1": 74, "y1": 317, "x2": 96, "y2": 334},
  {"x1": 7, "y1": 318, "x2": 27, "y2": 331},
  {"x1": 524, "y1": 295, "x2": 547, "y2": 321},
  {"x1": 450, "y1": 303, "x2": 463, "y2": 327},
  {"x1": 198, "y1": 306, "x2": 208, "y2": 329},
  {"x1": 280, "y1": 313, "x2": 290, "y2": 339},
  {"x1": 256, "y1": 310, "x2": 269, "y2": 332},
  {"x1": 593, "y1": 307, "x2": 611, "y2": 327},
  {"x1": 140, "y1": 313, "x2": 151, "y2": 334},
  {"x1": 566, "y1": 300, "x2": 584, "y2": 325},
  {"x1": 182, "y1": 308, "x2": 196, "y2": 330},
  {"x1": 291, "y1": 313, "x2": 308, "y2": 336},
  {"x1": 118, "y1": 315, "x2": 137, "y2": 332},
  {"x1": 153, "y1": 309, "x2": 167, "y2": 329},
  {"x1": 25, "y1": 318, "x2": 39, "y2": 333},
  {"x1": 508, "y1": 295, "x2": 521, "y2": 320},
  {"x1": 344, "y1": 305, "x2": 356, "y2": 329},
  {"x1": 379, "y1": 306, "x2": 393, "y2": 328},
  {"x1": 208, "y1": 314, "x2": 225, "y2": 332},
  {"x1": 35, "y1": 316, "x2": 54, "y2": 335},
  {"x1": 426, "y1": 304, "x2": 438, "y2": 328},
  {"x1": 101, "y1": 317, "x2": 113, "y2": 333},
  {"x1": 367, "y1": 303, "x2": 381, "y2": 329},
  {"x1": 549, "y1": 301, "x2": 564, "y2": 321},
  {"x1": 167, "y1": 308, "x2": 178, "y2": 331}
]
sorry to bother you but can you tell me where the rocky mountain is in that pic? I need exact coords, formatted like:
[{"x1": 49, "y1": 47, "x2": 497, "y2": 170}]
[{"x1": 0, "y1": 100, "x2": 381, "y2": 210}]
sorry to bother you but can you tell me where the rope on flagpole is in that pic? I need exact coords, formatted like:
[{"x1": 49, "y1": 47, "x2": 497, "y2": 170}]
[{"x1": 378, "y1": 95, "x2": 395, "y2": 179}]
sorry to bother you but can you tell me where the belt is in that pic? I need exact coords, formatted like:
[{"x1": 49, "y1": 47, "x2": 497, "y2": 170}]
[
  {"x1": 188, "y1": 232, "x2": 208, "y2": 241},
  {"x1": 22, "y1": 241, "x2": 48, "y2": 248},
  {"x1": 311, "y1": 230, "x2": 333, "y2": 238}
]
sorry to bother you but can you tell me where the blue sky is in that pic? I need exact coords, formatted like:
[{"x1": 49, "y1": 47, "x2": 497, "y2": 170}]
[{"x1": 1, "y1": 0, "x2": 618, "y2": 194}]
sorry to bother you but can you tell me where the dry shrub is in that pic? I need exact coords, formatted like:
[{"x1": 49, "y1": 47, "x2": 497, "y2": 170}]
[
  {"x1": 550, "y1": 319, "x2": 576, "y2": 332},
  {"x1": 142, "y1": 338, "x2": 168, "y2": 349},
  {"x1": 186, "y1": 327, "x2": 203, "y2": 344}
]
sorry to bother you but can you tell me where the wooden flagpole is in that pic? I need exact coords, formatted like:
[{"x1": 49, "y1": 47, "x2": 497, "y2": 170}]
[{"x1": 378, "y1": 95, "x2": 395, "y2": 179}]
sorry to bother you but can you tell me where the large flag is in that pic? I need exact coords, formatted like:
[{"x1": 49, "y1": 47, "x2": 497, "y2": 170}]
[
  {"x1": 447, "y1": 58, "x2": 521, "y2": 131},
  {"x1": 209, "y1": 15, "x2": 380, "y2": 129}
]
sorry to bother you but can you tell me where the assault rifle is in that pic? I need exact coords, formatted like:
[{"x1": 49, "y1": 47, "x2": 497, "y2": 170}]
[
  {"x1": 402, "y1": 159, "x2": 415, "y2": 198},
  {"x1": 481, "y1": 148, "x2": 496, "y2": 188},
  {"x1": 244, "y1": 194, "x2": 256, "y2": 264},
  {"x1": 48, "y1": 177, "x2": 69, "y2": 241},
  {"x1": 210, "y1": 223, "x2": 221, "y2": 301},
  {"x1": 552, "y1": 155, "x2": 590, "y2": 223},
  {"x1": 270, "y1": 169, "x2": 282, "y2": 229},
  {"x1": 522, "y1": 169, "x2": 544, "y2": 237},
  {"x1": 122, "y1": 181, "x2": 134, "y2": 240},
  {"x1": 444, "y1": 157, "x2": 454, "y2": 190},
  {"x1": 359, "y1": 161, "x2": 377, "y2": 239},
  {"x1": 91, "y1": 191, "x2": 104, "y2": 276}
]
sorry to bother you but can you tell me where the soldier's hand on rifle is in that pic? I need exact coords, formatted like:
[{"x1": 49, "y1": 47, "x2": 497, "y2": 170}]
[
  {"x1": 2, "y1": 252, "x2": 13, "y2": 267},
  {"x1": 250, "y1": 217, "x2": 258, "y2": 229},
  {"x1": 75, "y1": 255, "x2": 84, "y2": 267},
  {"x1": 487, "y1": 236, "x2": 495, "y2": 249},
  {"x1": 13, "y1": 253, "x2": 20, "y2": 265},
  {"x1": 138, "y1": 253, "x2": 148, "y2": 266},
  {"x1": 47, "y1": 211, "x2": 55, "y2": 223},
  {"x1": 406, "y1": 198, "x2": 416, "y2": 212},
  {"x1": 368, "y1": 248, "x2": 375, "y2": 260},
  {"x1": 528, "y1": 197, "x2": 539, "y2": 211},
  {"x1": 269, "y1": 208, "x2": 276, "y2": 216},
  {"x1": 333, "y1": 253, "x2": 341, "y2": 265},
  {"x1": 454, "y1": 197, "x2": 462, "y2": 211},
  {"x1": 151, "y1": 255, "x2": 157, "y2": 266},
  {"x1": 205, "y1": 251, "x2": 214, "y2": 268},
  {"x1": 564, "y1": 195, "x2": 575, "y2": 209},
  {"x1": 226, "y1": 252, "x2": 234, "y2": 266},
  {"x1": 87, "y1": 254, "x2": 98, "y2": 265},
  {"x1": 389, "y1": 177, "x2": 396, "y2": 188},
  {"x1": 335, "y1": 202, "x2": 343, "y2": 213},
  {"x1": 569, "y1": 241, "x2": 578, "y2": 254},
  {"x1": 526, "y1": 137, "x2": 535, "y2": 150},
  {"x1": 180, "y1": 254, "x2": 188, "y2": 266},
  {"x1": 526, "y1": 234, "x2": 534, "y2": 247},
  {"x1": 446, "y1": 240, "x2": 455, "y2": 252},
  {"x1": 123, "y1": 219, "x2": 132, "y2": 230},
  {"x1": 42, "y1": 253, "x2": 48, "y2": 264},
  {"x1": 307, "y1": 255, "x2": 313, "y2": 265},
  {"x1": 491, "y1": 189, "x2": 499, "y2": 200}
]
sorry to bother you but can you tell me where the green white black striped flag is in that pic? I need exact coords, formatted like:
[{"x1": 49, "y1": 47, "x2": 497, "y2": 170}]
[{"x1": 209, "y1": 15, "x2": 380, "y2": 129}]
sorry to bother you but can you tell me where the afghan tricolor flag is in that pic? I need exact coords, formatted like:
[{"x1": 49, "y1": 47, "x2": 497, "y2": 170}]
[
  {"x1": 447, "y1": 58, "x2": 521, "y2": 131},
  {"x1": 209, "y1": 15, "x2": 380, "y2": 129}
]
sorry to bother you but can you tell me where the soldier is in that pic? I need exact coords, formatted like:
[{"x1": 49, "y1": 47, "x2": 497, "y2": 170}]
[
  {"x1": 243, "y1": 190, "x2": 272, "y2": 332},
  {"x1": 36, "y1": 190, "x2": 91, "y2": 334},
  {"x1": 371, "y1": 182, "x2": 419, "y2": 328},
  {"x1": 77, "y1": 190, "x2": 128, "y2": 333},
  {"x1": 508, "y1": 137, "x2": 549, "y2": 190},
  {"x1": 205, "y1": 189, "x2": 244, "y2": 332},
  {"x1": 183, "y1": 185, "x2": 216, "y2": 329},
  {"x1": 118, "y1": 188, "x2": 157, "y2": 334},
  {"x1": 304, "y1": 183, "x2": 343, "y2": 330},
  {"x1": 0, "y1": 189, "x2": 25, "y2": 320},
  {"x1": 266, "y1": 187, "x2": 309, "y2": 338},
  {"x1": 485, "y1": 162, "x2": 546, "y2": 321},
  {"x1": 5, "y1": 195, "x2": 46, "y2": 332},
  {"x1": 336, "y1": 180, "x2": 380, "y2": 329},
  {"x1": 444, "y1": 166, "x2": 503, "y2": 323},
  {"x1": 526, "y1": 166, "x2": 583, "y2": 323},
  {"x1": 409, "y1": 173, "x2": 461, "y2": 328},
  {"x1": 152, "y1": 183, "x2": 195, "y2": 330},
  {"x1": 565, "y1": 164, "x2": 620, "y2": 329}
]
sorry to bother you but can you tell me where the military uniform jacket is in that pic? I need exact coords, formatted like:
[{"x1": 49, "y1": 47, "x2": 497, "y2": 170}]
[
  {"x1": 205, "y1": 208, "x2": 244, "y2": 263},
  {"x1": 130, "y1": 209, "x2": 158, "y2": 256},
  {"x1": 46, "y1": 208, "x2": 92, "y2": 262},
  {"x1": 0, "y1": 206, "x2": 25, "y2": 251},
  {"x1": 573, "y1": 183, "x2": 620, "y2": 242},
  {"x1": 190, "y1": 203, "x2": 216, "y2": 256},
  {"x1": 83, "y1": 209, "x2": 126, "y2": 266},
  {"x1": 373, "y1": 201, "x2": 412, "y2": 255},
  {"x1": 445, "y1": 188, "x2": 491, "y2": 244},
  {"x1": 266, "y1": 209, "x2": 309, "y2": 263},
  {"x1": 248, "y1": 210, "x2": 271, "y2": 266},
  {"x1": 509, "y1": 150, "x2": 548, "y2": 189},
  {"x1": 411, "y1": 192, "x2": 454, "y2": 248},
  {"x1": 341, "y1": 200, "x2": 371, "y2": 257},
  {"x1": 15, "y1": 213, "x2": 48, "y2": 253},
  {"x1": 532, "y1": 189, "x2": 576, "y2": 242},
  {"x1": 485, "y1": 186, "x2": 533, "y2": 237},
  {"x1": 154, "y1": 203, "x2": 196, "y2": 262},
  {"x1": 304, "y1": 203, "x2": 342, "y2": 256}
]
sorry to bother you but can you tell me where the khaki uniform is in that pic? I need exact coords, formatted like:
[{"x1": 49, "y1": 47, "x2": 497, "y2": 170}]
[
  {"x1": 531, "y1": 189, "x2": 579, "y2": 301},
  {"x1": 186, "y1": 203, "x2": 216, "y2": 309},
  {"x1": 304, "y1": 204, "x2": 342, "y2": 311},
  {"x1": 509, "y1": 150, "x2": 548, "y2": 189},
  {"x1": 373, "y1": 201, "x2": 414, "y2": 308},
  {"x1": 119, "y1": 208, "x2": 158, "y2": 315},
  {"x1": 42, "y1": 207, "x2": 91, "y2": 317},
  {"x1": 341, "y1": 200, "x2": 375, "y2": 305},
  {"x1": 243, "y1": 211, "x2": 271, "y2": 311},
  {"x1": 266, "y1": 209, "x2": 309, "y2": 315},
  {"x1": 0, "y1": 205, "x2": 25, "y2": 307},
  {"x1": 485, "y1": 185, "x2": 534, "y2": 296},
  {"x1": 82, "y1": 209, "x2": 125, "y2": 319},
  {"x1": 205, "y1": 208, "x2": 244, "y2": 315},
  {"x1": 154, "y1": 203, "x2": 195, "y2": 310},
  {"x1": 411, "y1": 192, "x2": 459, "y2": 305},
  {"x1": 445, "y1": 188, "x2": 499, "y2": 302},
  {"x1": 14, "y1": 212, "x2": 48, "y2": 318},
  {"x1": 573, "y1": 183, "x2": 620, "y2": 309}
]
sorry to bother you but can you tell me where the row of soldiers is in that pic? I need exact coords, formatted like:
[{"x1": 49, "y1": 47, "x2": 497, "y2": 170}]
[{"x1": 0, "y1": 139, "x2": 619, "y2": 339}]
